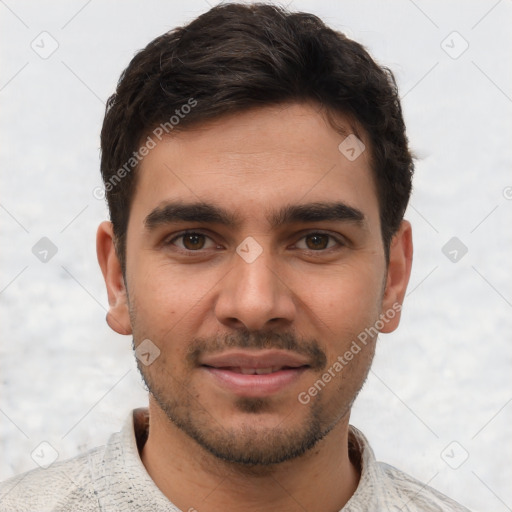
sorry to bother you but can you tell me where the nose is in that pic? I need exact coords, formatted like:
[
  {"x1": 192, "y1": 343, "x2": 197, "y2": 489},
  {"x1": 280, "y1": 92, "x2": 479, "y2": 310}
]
[{"x1": 214, "y1": 244, "x2": 296, "y2": 331}]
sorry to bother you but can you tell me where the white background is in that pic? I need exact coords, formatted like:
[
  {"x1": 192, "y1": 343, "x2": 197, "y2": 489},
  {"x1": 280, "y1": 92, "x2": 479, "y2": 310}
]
[{"x1": 1, "y1": 1, "x2": 511, "y2": 511}]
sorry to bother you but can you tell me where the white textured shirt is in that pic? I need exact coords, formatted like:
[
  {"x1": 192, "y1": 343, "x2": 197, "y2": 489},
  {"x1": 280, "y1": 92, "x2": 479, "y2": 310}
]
[{"x1": 0, "y1": 408, "x2": 471, "y2": 511}]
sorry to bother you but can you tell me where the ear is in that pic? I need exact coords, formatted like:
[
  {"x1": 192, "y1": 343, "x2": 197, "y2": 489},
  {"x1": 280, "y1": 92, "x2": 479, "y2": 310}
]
[
  {"x1": 96, "y1": 221, "x2": 132, "y2": 335},
  {"x1": 379, "y1": 220, "x2": 413, "y2": 333}
]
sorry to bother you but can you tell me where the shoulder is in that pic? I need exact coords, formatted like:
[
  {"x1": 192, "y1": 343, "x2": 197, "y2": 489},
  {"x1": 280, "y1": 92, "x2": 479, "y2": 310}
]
[
  {"x1": 377, "y1": 462, "x2": 472, "y2": 512},
  {"x1": 345, "y1": 426, "x2": 473, "y2": 512},
  {"x1": 0, "y1": 443, "x2": 109, "y2": 512}
]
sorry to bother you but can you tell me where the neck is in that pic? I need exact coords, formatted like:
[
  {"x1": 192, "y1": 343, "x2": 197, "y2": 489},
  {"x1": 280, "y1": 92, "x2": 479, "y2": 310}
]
[{"x1": 140, "y1": 400, "x2": 360, "y2": 512}]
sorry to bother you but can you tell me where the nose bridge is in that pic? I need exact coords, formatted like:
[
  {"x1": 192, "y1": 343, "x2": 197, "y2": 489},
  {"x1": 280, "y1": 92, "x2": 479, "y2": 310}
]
[
  {"x1": 215, "y1": 236, "x2": 294, "y2": 330},
  {"x1": 237, "y1": 246, "x2": 276, "y2": 295}
]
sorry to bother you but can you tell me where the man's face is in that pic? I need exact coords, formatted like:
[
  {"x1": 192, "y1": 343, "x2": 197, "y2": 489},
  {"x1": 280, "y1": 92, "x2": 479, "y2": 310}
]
[{"x1": 101, "y1": 103, "x2": 410, "y2": 466}]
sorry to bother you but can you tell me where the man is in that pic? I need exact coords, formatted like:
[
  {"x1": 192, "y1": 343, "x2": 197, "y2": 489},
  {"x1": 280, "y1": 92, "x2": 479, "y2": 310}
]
[{"x1": 0, "y1": 3, "x2": 471, "y2": 511}]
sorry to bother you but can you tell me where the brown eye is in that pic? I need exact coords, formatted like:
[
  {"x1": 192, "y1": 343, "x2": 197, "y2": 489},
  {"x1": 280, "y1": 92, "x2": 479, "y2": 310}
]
[
  {"x1": 295, "y1": 232, "x2": 342, "y2": 252},
  {"x1": 305, "y1": 234, "x2": 330, "y2": 250},
  {"x1": 168, "y1": 231, "x2": 216, "y2": 252},
  {"x1": 181, "y1": 233, "x2": 206, "y2": 250}
]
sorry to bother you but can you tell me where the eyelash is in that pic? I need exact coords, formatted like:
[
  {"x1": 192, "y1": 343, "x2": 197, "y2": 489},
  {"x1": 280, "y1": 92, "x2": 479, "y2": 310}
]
[{"x1": 164, "y1": 230, "x2": 346, "y2": 255}]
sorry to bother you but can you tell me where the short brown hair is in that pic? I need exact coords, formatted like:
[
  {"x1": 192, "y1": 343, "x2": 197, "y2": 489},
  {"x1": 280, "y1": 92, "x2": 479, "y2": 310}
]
[{"x1": 100, "y1": 2, "x2": 414, "y2": 272}]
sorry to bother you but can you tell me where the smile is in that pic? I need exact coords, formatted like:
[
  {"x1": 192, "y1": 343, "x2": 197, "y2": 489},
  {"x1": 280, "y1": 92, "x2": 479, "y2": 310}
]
[{"x1": 208, "y1": 366, "x2": 297, "y2": 375}]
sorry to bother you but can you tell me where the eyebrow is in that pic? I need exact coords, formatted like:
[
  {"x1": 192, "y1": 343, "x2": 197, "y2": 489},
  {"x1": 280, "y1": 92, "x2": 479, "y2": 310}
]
[{"x1": 144, "y1": 200, "x2": 365, "y2": 231}]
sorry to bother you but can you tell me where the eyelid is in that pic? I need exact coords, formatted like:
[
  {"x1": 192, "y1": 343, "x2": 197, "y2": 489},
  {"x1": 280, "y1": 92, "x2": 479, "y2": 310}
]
[
  {"x1": 291, "y1": 230, "x2": 346, "y2": 252},
  {"x1": 165, "y1": 230, "x2": 218, "y2": 250}
]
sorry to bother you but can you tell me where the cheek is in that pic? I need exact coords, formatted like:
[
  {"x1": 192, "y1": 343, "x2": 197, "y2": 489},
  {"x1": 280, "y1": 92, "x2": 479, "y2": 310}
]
[
  {"x1": 128, "y1": 259, "x2": 213, "y2": 331},
  {"x1": 301, "y1": 264, "x2": 383, "y2": 334}
]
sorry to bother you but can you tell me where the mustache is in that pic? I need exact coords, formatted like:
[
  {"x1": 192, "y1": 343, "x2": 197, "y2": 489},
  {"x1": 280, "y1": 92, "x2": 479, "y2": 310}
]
[{"x1": 186, "y1": 330, "x2": 327, "y2": 371}]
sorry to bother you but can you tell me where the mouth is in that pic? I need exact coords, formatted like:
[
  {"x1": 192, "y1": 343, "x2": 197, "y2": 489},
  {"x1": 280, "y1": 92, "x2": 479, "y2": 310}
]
[
  {"x1": 202, "y1": 365, "x2": 306, "y2": 375},
  {"x1": 199, "y1": 350, "x2": 311, "y2": 397}
]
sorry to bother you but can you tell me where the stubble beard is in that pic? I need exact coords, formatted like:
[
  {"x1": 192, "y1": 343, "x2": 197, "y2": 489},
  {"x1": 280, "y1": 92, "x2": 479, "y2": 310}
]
[{"x1": 134, "y1": 330, "x2": 374, "y2": 471}]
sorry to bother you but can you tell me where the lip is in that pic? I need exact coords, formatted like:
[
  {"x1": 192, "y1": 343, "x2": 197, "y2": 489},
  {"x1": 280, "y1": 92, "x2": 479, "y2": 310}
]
[
  {"x1": 199, "y1": 349, "x2": 311, "y2": 369},
  {"x1": 202, "y1": 366, "x2": 308, "y2": 397},
  {"x1": 199, "y1": 349, "x2": 310, "y2": 397}
]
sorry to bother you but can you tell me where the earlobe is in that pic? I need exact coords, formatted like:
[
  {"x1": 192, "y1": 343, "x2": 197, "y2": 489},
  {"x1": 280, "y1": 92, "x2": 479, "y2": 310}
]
[
  {"x1": 380, "y1": 220, "x2": 413, "y2": 333},
  {"x1": 96, "y1": 221, "x2": 132, "y2": 336}
]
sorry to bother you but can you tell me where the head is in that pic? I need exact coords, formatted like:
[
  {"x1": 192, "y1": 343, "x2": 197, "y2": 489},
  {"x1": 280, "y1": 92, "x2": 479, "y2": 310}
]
[{"x1": 97, "y1": 2, "x2": 413, "y2": 467}]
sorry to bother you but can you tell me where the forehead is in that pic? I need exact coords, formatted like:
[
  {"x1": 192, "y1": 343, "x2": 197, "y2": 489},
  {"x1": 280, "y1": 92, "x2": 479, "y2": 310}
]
[{"x1": 130, "y1": 103, "x2": 379, "y2": 229}]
